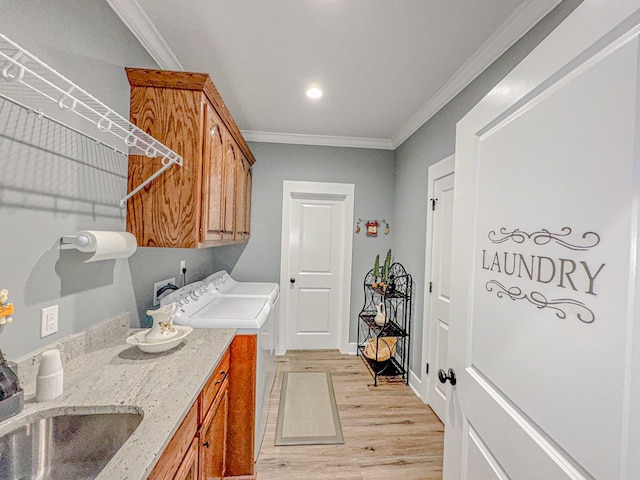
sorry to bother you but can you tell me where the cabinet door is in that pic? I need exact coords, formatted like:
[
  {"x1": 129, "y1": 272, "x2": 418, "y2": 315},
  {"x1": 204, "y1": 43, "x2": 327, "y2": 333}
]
[
  {"x1": 201, "y1": 102, "x2": 225, "y2": 243},
  {"x1": 221, "y1": 134, "x2": 237, "y2": 241},
  {"x1": 173, "y1": 438, "x2": 199, "y2": 480},
  {"x1": 235, "y1": 153, "x2": 247, "y2": 239},
  {"x1": 199, "y1": 382, "x2": 229, "y2": 480},
  {"x1": 244, "y1": 160, "x2": 252, "y2": 239}
]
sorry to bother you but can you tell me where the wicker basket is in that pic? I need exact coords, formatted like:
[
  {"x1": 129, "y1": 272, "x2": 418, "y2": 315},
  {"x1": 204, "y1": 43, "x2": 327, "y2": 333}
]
[{"x1": 363, "y1": 337, "x2": 397, "y2": 362}]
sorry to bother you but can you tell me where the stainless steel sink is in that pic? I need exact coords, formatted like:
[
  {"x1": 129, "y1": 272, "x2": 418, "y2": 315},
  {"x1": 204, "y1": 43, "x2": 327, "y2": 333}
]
[{"x1": 0, "y1": 410, "x2": 143, "y2": 480}]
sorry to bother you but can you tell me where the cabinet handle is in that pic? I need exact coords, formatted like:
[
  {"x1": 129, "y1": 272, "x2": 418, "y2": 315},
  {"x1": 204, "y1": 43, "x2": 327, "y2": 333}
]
[
  {"x1": 214, "y1": 370, "x2": 227, "y2": 385},
  {"x1": 210, "y1": 124, "x2": 218, "y2": 136},
  {"x1": 203, "y1": 440, "x2": 211, "y2": 449}
]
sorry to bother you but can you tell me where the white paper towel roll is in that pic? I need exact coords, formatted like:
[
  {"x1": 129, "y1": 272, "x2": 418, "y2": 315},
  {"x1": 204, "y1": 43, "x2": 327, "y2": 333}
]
[{"x1": 74, "y1": 230, "x2": 137, "y2": 263}]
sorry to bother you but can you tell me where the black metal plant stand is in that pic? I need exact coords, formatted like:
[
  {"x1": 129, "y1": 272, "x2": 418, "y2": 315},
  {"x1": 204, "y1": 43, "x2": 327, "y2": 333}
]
[{"x1": 357, "y1": 262, "x2": 412, "y2": 386}]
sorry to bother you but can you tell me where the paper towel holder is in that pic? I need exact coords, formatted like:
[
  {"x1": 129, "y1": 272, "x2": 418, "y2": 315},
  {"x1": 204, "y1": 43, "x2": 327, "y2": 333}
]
[
  {"x1": 61, "y1": 234, "x2": 92, "y2": 248},
  {"x1": 60, "y1": 230, "x2": 137, "y2": 262}
]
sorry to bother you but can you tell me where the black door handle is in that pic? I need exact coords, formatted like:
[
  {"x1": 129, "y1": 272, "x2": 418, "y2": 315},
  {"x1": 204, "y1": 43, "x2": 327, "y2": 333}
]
[
  {"x1": 438, "y1": 368, "x2": 457, "y2": 386},
  {"x1": 290, "y1": 278, "x2": 296, "y2": 284}
]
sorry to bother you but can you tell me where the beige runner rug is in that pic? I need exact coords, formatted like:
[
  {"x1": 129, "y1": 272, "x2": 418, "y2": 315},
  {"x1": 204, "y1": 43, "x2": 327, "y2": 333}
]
[{"x1": 274, "y1": 371, "x2": 344, "y2": 446}]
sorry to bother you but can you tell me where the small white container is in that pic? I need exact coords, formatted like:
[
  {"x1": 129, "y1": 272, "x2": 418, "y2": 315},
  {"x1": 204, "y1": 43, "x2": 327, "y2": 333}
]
[{"x1": 36, "y1": 349, "x2": 63, "y2": 402}]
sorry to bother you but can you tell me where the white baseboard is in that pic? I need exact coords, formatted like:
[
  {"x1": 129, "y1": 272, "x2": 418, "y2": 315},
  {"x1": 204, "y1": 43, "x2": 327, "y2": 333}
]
[
  {"x1": 409, "y1": 369, "x2": 426, "y2": 403},
  {"x1": 347, "y1": 342, "x2": 358, "y2": 355}
]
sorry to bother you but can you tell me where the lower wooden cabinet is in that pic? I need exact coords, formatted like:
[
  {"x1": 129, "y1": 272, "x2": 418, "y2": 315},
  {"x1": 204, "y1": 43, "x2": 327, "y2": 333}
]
[
  {"x1": 199, "y1": 385, "x2": 228, "y2": 480},
  {"x1": 148, "y1": 335, "x2": 256, "y2": 480}
]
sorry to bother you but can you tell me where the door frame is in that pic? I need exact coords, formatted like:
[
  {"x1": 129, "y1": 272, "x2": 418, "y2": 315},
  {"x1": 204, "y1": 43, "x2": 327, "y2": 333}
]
[
  {"x1": 421, "y1": 154, "x2": 455, "y2": 405},
  {"x1": 279, "y1": 180, "x2": 355, "y2": 355}
]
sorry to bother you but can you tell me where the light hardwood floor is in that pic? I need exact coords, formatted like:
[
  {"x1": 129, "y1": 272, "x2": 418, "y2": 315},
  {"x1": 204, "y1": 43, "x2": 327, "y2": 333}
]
[{"x1": 255, "y1": 350, "x2": 444, "y2": 480}]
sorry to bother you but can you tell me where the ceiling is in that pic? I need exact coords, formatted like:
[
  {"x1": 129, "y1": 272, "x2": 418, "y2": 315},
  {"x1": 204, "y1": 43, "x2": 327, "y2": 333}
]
[{"x1": 107, "y1": 0, "x2": 561, "y2": 150}]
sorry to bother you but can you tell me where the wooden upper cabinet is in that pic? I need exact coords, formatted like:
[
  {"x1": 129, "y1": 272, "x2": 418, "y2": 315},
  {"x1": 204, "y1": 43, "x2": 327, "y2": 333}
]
[{"x1": 125, "y1": 68, "x2": 255, "y2": 248}]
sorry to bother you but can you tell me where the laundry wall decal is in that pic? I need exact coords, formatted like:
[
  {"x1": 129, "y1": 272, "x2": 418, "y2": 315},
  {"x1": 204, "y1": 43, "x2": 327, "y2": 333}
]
[{"x1": 480, "y1": 225, "x2": 605, "y2": 324}]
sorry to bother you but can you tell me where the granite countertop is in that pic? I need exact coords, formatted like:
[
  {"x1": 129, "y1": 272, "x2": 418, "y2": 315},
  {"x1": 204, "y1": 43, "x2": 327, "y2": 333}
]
[{"x1": 0, "y1": 315, "x2": 235, "y2": 480}]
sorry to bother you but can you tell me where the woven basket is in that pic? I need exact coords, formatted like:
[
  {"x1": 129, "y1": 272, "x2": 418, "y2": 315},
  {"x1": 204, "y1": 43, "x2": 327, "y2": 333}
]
[{"x1": 363, "y1": 337, "x2": 397, "y2": 362}]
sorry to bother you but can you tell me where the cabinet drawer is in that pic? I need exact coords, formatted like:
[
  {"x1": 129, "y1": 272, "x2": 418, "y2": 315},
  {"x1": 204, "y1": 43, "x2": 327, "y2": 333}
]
[
  {"x1": 148, "y1": 401, "x2": 198, "y2": 480},
  {"x1": 199, "y1": 349, "x2": 230, "y2": 422}
]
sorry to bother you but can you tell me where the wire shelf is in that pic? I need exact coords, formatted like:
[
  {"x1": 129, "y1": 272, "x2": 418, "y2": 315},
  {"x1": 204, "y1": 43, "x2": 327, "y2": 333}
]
[{"x1": 0, "y1": 33, "x2": 183, "y2": 208}]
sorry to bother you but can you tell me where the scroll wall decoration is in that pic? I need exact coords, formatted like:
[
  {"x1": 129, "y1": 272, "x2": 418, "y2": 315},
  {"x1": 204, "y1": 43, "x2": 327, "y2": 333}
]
[
  {"x1": 482, "y1": 226, "x2": 604, "y2": 324},
  {"x1": 355, "y1": 218, "x2": 390, "y2": 236}
]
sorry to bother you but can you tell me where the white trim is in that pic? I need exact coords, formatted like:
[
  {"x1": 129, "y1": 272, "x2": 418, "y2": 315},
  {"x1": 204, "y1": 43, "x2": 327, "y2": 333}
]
[
  {"x1": 422, "y1": 155, "x2": 455, "y2": 410},
  {"x1": 409, "y1": 369, "x2": 424, "y2": 402},
  {"x1": 347, "y1": 342, "x2": 358, "y2": 355},
  {"x1": 242, "y1": 130, "x2": 394, "y2": 151},
  {"x1": 106, "y1": 0, "x2": 183, "y2": 71},
  {"x1": 279, "y1": 181, "x2": 355, "y2": 355},
  {"x1": 391, "y1": 0, "x2": 562, "y2": 148}
]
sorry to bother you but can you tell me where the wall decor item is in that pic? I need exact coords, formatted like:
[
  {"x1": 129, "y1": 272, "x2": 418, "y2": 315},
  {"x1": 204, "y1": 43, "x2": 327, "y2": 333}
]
[
  {"x1": 357, "y1": 219, "x2": 389, "y2": 237},
  {"x1": 357, "y1": 262, "x2": 412, "y2": 386},
  {"x1": 366, "y1": 220, "x2": 379, "y2": 237}
]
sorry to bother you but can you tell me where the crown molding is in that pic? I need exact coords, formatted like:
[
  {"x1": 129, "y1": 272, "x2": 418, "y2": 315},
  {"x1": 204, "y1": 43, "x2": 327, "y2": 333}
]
[
  {"x1": 106, "y1": 0, "x2": 183, "y2": 71},
  {"x1": 391, "y1": 0, "x2": 563, "y2": 148},
  {"x1": 242, "y1": 131, "x2": 394, "y2": 150},
  {"x1": 109, "y1": 0, "x2": 561, "y2": 151}
]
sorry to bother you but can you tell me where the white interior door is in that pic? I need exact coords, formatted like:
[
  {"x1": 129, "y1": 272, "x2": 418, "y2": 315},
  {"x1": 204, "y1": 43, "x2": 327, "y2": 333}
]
[
  {"x1": 422, "y1": 155, "x2": 455, "y2": 422},
  {"x1": 445, "y1": 3, "x2": 640, "y2": 480},
  {"x1": 280, "y1": 181, "x2": 354, "y2": 353}
]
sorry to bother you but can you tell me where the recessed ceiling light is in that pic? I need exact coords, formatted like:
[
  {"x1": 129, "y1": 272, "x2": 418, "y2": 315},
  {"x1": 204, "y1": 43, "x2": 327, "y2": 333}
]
[{"x1": 306, "y1": 87, "x2": 323, "y2": 99}]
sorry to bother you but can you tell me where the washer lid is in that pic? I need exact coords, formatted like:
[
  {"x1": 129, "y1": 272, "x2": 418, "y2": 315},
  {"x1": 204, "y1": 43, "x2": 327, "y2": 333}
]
[
  {"x1": 220, "y1": 282, "x2": 279, "y2": 302},
  {"x1": 179, "y1": 296, "x2": 271, "y2": 329},
  {"x1": 193, "y1": 296, "x2": 269, "y2": 318}
]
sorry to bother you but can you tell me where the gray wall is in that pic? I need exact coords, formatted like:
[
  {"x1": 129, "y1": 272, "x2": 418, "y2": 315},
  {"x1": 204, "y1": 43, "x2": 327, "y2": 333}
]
[
  {"x1": 0, "y1": 0, "x2": 227, "y2": 358},
  {"x1": 393, "y1": 0, "x2": 583, "y2": 374},
  {"x1": 230, "y1": 142, "x2": 395, "y2": 342}
]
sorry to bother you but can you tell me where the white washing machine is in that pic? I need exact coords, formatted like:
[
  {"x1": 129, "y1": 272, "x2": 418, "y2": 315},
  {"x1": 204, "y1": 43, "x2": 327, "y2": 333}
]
[
  {"x1": 203, "y1": 271, "x2": 279, "y2": 458},
  {"x1": 160, "y1": 280, "x2": 274, "y2": 460}
]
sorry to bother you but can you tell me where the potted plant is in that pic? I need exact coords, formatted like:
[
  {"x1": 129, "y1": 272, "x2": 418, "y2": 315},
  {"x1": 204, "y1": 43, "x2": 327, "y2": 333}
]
[
  {"x1": 380, "y1": 249, "x2": 392, "y2": 292},
  {"x1": 372, "y1": 254, "x2": 380, "y2": 288}
]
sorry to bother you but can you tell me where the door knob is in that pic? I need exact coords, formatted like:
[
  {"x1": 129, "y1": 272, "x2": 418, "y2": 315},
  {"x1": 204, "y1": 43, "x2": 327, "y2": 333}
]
[
  {"x1": 290, "y1": 278, "x2": 296, "y2": 284},
  {"x1": 438, "y1": 368, "x2": 457, "y2": 386}
]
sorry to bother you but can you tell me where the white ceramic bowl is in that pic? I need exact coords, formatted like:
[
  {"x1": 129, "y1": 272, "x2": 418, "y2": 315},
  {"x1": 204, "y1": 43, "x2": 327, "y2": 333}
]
[{"x1": 126, "y1": 325, "x2": 193, "y2": 353}]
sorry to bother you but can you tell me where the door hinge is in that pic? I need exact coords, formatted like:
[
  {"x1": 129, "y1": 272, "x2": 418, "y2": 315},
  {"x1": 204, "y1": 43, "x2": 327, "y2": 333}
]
[
  {"x1": 426, "y1": 363, "x2": 429, "y2": 374},
  {"x1": 429, "y1": 281, "x2": 433, "y2": 293},
  {"x1": 430, "y1": 198, "x2": 438, "y2": 211}
]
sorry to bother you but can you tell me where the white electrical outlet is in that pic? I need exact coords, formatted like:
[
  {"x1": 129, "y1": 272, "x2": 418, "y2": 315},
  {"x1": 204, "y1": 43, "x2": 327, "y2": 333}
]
[
  {"x1": 41, "y1": 305, "x2": 58, "y2": 338},
  {"x1": 180, "y1": 260, "x2": 186, "y2": 270},
  {"x1": 153, "y1": 277, "x2": 176, "y2": 306}
]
